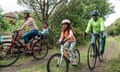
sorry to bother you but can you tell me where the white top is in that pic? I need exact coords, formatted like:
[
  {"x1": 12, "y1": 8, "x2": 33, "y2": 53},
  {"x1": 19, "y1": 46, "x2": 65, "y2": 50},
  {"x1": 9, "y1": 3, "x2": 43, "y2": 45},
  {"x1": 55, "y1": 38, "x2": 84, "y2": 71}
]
[{"x1": 24, "y1": 17, "x2": 38, "y2": 30}]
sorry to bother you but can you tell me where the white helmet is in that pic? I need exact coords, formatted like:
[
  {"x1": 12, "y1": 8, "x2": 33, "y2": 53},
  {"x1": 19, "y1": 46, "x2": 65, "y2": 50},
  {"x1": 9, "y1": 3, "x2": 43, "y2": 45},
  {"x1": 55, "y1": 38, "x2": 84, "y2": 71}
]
[
  {"x1": 23, "y1": 10, "x2": 30, "y2": 14},
  {"x1": 61, "y1": 19, "x2": 71, "y2": 24}
]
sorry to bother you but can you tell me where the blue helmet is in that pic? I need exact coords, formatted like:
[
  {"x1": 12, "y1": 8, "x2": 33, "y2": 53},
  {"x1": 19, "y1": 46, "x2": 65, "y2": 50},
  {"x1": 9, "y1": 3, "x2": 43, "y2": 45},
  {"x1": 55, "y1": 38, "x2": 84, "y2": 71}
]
[{"x1": 91, "y1": 10, "x2": 99, "y2": 16}]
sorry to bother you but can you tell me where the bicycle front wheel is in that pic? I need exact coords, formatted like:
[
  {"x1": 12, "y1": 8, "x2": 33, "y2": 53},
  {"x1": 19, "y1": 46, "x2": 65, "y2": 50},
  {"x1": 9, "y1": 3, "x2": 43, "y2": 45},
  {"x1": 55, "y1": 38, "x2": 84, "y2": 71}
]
[
  {"x1": 0, "y1": 41, "x2": 20, "y2": 67},
  {"x1": 47, "y1": 53, "x2": 69, "y2": 72},
  {"x1": 87, "y1": 44, "x2": 97, "y2": 70},
  {"x1": 32, "y1": 40, "x2": 48, "y2": 60}
]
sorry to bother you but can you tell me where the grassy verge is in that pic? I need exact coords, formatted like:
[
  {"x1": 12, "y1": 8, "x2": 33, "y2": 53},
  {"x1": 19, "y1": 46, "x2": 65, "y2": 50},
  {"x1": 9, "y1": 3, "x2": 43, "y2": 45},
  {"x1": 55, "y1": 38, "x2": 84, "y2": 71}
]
[
  {"x1": 18, "y1": 48, "x2": 88, "y2": 72},
  {"x1": 17, "y1": 37, "x2": 112, "y2": 72},
  {"x1": 103, "y1": 36, "x2": 120, "y2": 72}
]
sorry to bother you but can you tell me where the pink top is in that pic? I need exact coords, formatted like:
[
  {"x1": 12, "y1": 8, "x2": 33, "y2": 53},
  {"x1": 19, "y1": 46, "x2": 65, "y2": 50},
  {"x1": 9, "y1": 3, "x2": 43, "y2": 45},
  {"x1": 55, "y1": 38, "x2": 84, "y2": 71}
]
[
  {"x1": 24, "y1": 17, "x2": 38, "y2": 30},
  {"x1": 59, "y1": 30, "x2": 76, "y2": 42}
]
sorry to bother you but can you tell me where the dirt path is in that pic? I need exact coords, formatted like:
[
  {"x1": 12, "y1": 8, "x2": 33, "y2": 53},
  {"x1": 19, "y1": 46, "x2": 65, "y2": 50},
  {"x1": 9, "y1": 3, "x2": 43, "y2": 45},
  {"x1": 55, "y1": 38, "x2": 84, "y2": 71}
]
[
  {"x1": 0, "y1": 37, "x2": 118, "y2": 72},
  {"x1": 0, "y1": 57, "x2": 49, "y2": 72},
  {"x1": 80, "y1": 37, "x2": 118, "y2": 72}
]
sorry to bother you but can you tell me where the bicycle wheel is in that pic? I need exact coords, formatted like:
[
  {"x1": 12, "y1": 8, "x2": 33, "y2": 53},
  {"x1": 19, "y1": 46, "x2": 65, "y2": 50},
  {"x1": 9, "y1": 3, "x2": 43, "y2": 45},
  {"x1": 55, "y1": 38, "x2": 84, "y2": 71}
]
[
  {"x1": 32, "y1": 40, "x2": 48, "y2": 60},
  {"x1": 0, "y1": 41, "x2": 20, "y2": 67},
  {"x1": 87, "y1": 44, "x2": 97, "y2": 70},
  {"x1": 74, "y1": 49, "x2": 80, "y2": 65},
  {"x1": 47, "y1": 53, "x2": 69, "y2": 72}
]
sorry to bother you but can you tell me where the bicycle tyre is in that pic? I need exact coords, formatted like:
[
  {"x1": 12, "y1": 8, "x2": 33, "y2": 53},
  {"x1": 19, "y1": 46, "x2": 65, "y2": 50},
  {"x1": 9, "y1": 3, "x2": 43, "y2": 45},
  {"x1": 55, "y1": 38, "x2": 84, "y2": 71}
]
[
  {"x1": 47, "y1": 53, "x2": 69, "y2": 72},
  {"x1": 32, "y1": 40, "x2": 48, "y2": 60},
  {"x1": 87, "y1": 44, "x2": 97, "y2": 70},
  {"x1": 0, "y1": 41, "x2": 20, "y2": 67}
]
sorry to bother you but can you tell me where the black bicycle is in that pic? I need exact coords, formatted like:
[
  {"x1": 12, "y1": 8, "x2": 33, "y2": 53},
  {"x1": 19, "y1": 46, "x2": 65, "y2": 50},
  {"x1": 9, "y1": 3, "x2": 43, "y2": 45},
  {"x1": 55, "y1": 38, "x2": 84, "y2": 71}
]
[
  {"x1": 47, "y1": 41, "x2": 80, "y2": 72},
  {"x1": 87, "y1": 33, "x2": 103, "y2": 71}
]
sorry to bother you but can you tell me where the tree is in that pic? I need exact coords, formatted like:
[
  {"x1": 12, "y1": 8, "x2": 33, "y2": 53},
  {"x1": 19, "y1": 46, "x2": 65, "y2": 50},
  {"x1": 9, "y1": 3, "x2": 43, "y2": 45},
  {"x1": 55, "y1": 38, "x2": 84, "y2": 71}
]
[
  {"x1": 17, "y1": 0, "x2": 69, "y2": 23},
  {"x1": 0, "y1": 6, "x2": 9, "y2": 32},
  {"x1": 51, "y1": 0, "x2": 114, "y2": 44}
]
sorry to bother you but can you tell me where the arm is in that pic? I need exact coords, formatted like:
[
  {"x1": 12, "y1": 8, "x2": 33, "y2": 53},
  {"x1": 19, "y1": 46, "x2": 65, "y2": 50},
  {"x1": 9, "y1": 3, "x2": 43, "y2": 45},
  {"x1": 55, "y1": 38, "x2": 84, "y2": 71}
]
[
  {"x1": 85, "y1": 20, "x2": 92, "y2": 33},
  {"x1": 100, "y1": 18, "x2": 104, "y2": 32},
  {"x1": 59, "y1": 32, "x2": 64, "y2": 42},
  {"x1": 17, "y1": 18, "x2": 31, "y2": 31},
  {"x1": 16, "y1": 23, "x2": 26, "y2": 31}
]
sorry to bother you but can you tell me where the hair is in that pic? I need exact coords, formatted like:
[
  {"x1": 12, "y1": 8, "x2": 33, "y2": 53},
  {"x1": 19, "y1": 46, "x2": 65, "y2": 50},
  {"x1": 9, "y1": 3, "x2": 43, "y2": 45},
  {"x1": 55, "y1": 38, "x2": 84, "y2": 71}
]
[
  {"x1": 62, "y1": 23, "x2": 72, "y2": 34},
  {"x1": 44, "y1": 22, "x2": 48, "y2": 26},
  {"x1": 24, "y1": 13, "x2": 30, "y2": 21}
]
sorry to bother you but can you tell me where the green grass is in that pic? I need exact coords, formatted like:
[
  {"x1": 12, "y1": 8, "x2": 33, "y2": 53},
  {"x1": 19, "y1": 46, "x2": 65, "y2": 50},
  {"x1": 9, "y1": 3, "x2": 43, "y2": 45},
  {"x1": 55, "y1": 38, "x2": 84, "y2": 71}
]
[
  {"x1": 16, "y1": 37, "x2": 113, "y2": 72},
  {"x1": 18, "y1": 48, "x2": 88, "y2": 72},
  {"x1": 103, "y1": 36, "x2": 120, "y2": 72},
  {"x1": 104, "y1": 54, "x2": 120, "y2": 72},
  {"x1": 0, "y1": 37, "x2": 113, "y2": 72}
]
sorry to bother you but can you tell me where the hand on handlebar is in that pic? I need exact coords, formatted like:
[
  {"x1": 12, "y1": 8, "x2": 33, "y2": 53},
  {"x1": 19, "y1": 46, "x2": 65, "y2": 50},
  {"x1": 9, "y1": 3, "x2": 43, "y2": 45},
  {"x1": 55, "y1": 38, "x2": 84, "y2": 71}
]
[
  {"x1": 13, "y1": 30, "x2": 19, "y2": 33},
  {"x1": 56, "y1": 40, "x2": 65, "y2": 45},
  {"x1": 100, "y1": 31, "x2": 104, "y2": 36}
]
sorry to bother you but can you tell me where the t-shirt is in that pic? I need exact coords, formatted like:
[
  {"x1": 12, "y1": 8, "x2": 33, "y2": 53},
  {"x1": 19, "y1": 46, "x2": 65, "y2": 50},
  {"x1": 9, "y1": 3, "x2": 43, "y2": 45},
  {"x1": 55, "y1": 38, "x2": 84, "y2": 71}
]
[
  {"x1": 59, "y1": 30, "x2": 76, "y2": 42},
  {"x1": 41, "y1": 27, "x2": 49, "y2": 35},
  {"x1": 85, "y1": 17, "x2": 104, "y2": 33},
  {"x1": 24, "y1": 17, "x2": 38, "y2": 30}
]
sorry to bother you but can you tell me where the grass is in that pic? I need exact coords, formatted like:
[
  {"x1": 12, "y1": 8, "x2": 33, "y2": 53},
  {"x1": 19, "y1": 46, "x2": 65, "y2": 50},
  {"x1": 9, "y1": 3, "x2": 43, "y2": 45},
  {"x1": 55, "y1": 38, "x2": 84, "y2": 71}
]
[
  {"x1": 18, "y1": 48, "x2": 88, "y2": 72},
  {"x1": 104, "y1": 55, "x2": 120, "y2": 72},
  {"x1": 0, "y1": 37, "x2": 113, "y2": 72},
  {"x1": 103, "y1": 36, "x2": 120, "y2": 72}
]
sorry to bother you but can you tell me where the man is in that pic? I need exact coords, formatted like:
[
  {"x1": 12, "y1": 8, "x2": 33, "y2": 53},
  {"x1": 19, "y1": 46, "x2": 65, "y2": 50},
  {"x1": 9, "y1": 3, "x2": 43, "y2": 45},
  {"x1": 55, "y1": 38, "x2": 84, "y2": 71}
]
[{"x1": 84, "y1": 10, "x2": 106, "y2": 55}]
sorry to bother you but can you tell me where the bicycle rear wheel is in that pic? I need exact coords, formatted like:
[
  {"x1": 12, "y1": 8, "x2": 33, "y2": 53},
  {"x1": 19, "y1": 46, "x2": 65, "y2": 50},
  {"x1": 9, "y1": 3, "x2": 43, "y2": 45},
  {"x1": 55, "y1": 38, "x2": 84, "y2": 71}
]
[
  {"x1": 32, "y1": 40, "x2": 48, "y2": 60},
  {"x1": 0, "y1": 41, "x2": 20, "y2": 67},
  {"x1": 87, "y1": 44, "x2": 97, "y2": 70},
  {"x1": 74, "y1": 49, "x2": 80, "y2": 66},
  {"x1": 47, "y1": 53, "x2": 69, "y2": 72}
]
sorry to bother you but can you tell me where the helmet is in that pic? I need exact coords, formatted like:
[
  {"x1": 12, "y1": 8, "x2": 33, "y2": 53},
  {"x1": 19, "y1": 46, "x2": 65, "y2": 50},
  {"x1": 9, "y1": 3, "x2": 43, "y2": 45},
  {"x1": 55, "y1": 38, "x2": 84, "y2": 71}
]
[
  {"x1": 91, "y1": 10, "x2": 99, "y2": 16},
  {"x1": 23, "y1": 10, "x2": 30, "y2": 14},
  {"x1": 61, "y1": 19, "x2": 71, "y2": 24}
]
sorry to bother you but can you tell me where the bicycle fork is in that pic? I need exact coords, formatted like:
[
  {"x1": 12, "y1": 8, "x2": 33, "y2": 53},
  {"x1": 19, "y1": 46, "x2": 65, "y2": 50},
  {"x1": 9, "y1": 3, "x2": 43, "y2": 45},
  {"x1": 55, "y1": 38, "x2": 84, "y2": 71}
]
[{"x1": 57, "y1": 45, "x2": 64, "y2": 66}]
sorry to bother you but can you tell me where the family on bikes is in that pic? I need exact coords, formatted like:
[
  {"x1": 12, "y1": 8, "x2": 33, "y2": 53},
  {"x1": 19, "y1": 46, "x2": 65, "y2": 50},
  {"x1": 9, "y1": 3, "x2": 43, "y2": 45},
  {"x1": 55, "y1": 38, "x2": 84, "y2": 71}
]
[{"x1": 0, "y1": 9, "x2": 106, "y2": 72}]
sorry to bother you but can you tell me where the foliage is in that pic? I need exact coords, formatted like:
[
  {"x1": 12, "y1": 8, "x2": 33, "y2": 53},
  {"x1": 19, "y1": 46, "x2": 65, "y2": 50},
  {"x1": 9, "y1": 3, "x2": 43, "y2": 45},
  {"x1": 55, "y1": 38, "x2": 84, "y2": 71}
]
[
  {"x1": 107, "y1": 18, "x2": 120, "y2": 36},
  {"x1": 17, "y1": 0, "x2": 69, "y2": 23},
  {"x1": 0, "y1": 6, "x2": 9, "y2": 32},
  {"x1": 50, "y1": 0, "x2": 114, "y2": 45}
]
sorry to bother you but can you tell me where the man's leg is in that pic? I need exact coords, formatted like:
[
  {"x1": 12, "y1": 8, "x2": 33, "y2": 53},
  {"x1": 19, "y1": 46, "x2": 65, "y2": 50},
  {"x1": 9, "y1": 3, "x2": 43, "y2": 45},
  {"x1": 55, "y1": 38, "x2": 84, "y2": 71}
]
[
  {"x1": 101, "y1": 32, "x2": 106, "y2": 55},
  {"x1": 91, "y1": 34, "x2": 97, "y2": 56}
]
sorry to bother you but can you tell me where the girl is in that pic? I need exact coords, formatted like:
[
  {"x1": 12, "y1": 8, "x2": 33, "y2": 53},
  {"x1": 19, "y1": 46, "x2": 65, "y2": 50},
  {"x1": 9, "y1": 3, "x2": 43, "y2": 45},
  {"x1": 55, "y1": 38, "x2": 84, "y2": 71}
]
[{"x1": 58, "y1": 19, "x2": 76, "y2": 65}]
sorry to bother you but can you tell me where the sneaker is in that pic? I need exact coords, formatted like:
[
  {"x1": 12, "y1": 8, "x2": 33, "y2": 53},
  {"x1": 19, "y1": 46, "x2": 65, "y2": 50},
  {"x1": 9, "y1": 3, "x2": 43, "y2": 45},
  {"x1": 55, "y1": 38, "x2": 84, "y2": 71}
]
[{"x1": 71, "y1": 59, "x2": 77, "y2": 66}]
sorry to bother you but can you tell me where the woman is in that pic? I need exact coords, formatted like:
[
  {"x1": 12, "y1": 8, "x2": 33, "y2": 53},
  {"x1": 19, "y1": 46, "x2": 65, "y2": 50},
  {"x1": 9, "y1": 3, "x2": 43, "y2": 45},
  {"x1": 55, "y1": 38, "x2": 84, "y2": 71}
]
[{"x1": 17, "y1": 10, "x2": 38, "y2": 49}]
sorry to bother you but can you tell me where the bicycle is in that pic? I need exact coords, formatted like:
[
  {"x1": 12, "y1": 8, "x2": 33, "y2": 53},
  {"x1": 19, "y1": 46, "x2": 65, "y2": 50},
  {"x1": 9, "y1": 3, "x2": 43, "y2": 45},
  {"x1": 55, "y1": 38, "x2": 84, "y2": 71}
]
[
  {"x1": 0, "y1": 30, "x2": 48, "y2": 67},
  {"x1": 86, "y1": 33, "x2": 103, "y2": 71},
  {"x1": 47, "y1": 41, "x2": 80, "y2": 72}
]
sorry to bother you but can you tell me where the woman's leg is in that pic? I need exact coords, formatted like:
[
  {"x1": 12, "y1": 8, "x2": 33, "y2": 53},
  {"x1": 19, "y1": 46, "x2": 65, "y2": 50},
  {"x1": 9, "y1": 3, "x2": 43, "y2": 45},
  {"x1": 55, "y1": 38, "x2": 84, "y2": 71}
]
[{"x1": 23, "y1": 30, "x2": 38, "y2": 49}]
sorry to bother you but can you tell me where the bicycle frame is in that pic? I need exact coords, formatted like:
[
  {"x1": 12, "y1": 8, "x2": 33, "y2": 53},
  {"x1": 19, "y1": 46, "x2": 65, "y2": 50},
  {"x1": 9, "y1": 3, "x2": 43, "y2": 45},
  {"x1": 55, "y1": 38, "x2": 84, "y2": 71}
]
[
  {"x1": 8, "y1": 31, "x2": 19, "y2": 53},
  {"x1": 57, "y1": 44, "x2": 70, "y2": 65},
  {"x1": 8, "y1": 31, "x2": 35, "y2": 53}
]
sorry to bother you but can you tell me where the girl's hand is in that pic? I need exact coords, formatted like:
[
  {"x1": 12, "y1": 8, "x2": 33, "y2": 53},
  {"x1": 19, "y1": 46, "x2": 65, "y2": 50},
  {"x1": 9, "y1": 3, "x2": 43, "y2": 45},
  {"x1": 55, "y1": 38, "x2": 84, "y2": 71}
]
[{"x1": 64, "y1": 38, "x2": 68, "y2": 42}]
